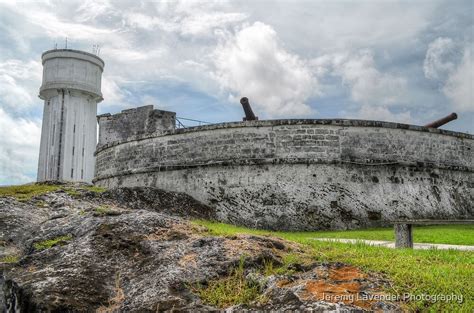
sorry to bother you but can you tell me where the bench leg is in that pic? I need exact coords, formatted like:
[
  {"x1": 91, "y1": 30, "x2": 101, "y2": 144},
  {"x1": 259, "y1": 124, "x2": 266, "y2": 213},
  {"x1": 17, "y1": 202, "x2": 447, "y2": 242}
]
[{"x1": 395, "y1": 224, "x2": 413, "y2": 248}]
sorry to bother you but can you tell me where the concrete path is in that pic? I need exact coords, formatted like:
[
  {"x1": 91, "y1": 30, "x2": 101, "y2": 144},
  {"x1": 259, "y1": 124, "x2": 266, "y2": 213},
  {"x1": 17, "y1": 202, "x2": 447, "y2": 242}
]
[{"x1": 312, "y1": 238, "x2": 474, "y2": 251}]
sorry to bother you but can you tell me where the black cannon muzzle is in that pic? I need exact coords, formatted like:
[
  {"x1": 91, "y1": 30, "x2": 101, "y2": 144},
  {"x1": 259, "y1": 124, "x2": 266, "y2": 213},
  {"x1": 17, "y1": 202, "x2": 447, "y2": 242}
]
[{"x1": 240, "y1": 97, "x2": 258, "y2": 121}]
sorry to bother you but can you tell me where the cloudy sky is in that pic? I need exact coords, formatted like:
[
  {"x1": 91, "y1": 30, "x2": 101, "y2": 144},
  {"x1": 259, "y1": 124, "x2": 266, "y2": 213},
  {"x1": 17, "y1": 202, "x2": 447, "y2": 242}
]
[{"x1": 0, "y1": 0, "x2": 473, "y2": 185}]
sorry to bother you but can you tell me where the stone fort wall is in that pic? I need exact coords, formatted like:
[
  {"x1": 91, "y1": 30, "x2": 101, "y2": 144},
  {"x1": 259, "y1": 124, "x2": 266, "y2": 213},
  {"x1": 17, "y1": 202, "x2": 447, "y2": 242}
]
[{"x1": 94, "y1": 106, "x2": 474, "y2": 230}]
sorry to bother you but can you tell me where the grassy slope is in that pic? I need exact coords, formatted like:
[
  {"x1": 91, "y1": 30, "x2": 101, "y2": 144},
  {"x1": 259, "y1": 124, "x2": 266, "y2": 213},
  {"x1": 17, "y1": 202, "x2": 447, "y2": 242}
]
[
  {"x1": 0, "y1": 184, "x2": 62, "y2": 201},
  {"x1": 194, "y1": 220, "x2": 474, "y2": 312},
  {"x1": 0, "y1": 183, "x2": 106, "y2": 201}
]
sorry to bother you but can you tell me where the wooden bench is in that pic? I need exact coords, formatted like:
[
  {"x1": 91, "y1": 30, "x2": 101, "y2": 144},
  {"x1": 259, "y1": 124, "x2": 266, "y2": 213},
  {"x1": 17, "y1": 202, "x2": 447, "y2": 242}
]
[{"x1": 393, "y1": 219, "x2": 474, "y2": 248}]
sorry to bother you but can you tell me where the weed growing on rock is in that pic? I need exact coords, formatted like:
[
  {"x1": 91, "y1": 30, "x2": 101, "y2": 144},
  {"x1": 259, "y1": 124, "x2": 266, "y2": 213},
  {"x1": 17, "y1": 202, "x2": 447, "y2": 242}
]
[
  {"x1": 84, "y1": 185, "x2": 107, "y2": 193},
  {"x1": 1, "y1": 254, "x2": 20, "y2": 263},
  {"x1": 66, "y1": 185, "x2": 107, "y2": 197},
  {"x1": 94, "y1": 205, "x2": 121, "y2": 216},
  {"x1": 34, "y1": 200, "x2": 48, "y2": 207},
  {"x1": 94, "y1": 206, "x2": 111, "y2": 215},
  {"x1": 33, "y1": 235, "x2": 72, "y2": 251},
  {"x1": 64, "y1": 188, "x2": 81, "y2": 197},
  {"x1": 192, "y1": 257, "x2": 261, "y2": 308}
]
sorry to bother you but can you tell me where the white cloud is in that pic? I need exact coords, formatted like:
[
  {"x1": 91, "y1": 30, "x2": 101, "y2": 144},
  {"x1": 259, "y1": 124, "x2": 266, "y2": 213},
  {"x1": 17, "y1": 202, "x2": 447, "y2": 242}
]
[
  {"x1": 101, "y1": 75, "x2": 127, "y2": 107},
  {"x1": 423, "y1": 38, "x2": 473, "y2": 112},
  {"x1": 311, "y1": 50, "x2": 407, "y2": 107},
  {"x1": 443, "y1": 48, "x2": 474, "y2": 112},
  {"x1": 243, "y1": 1, "x2": 433, "y2": 54},
  {"x1": 124, "y1": 3, "x2": 247, "y2": 37},
  {"x1": 213, "y1": 22, "x2": 316, "y2": 117},
  {"x1": 353, "y1": 105, "x2": 413, "y2": 124},
  {"x1": 0, "y1": 108, "x2": 41, "y2": 185},
  {"x1": 180, "y1": 12, "x2": 247, "y2": 36},
  {"x1": 0, "y1": 1, "x2": 127, "y2": 51},
  {"x1": 125, "y1": 13, "x2": 175, "y2": 32},
  {"x1": 339, "y1": 52, "x2": 407, "y2": 107},
  {"x1": 0, "y1": 59, "x2": 42, "y2": 110},
  {"x1": 323, "y1": 50, "x2": 413, "y2": 123},
  {"x1": 17, "y1": 8, "x2": 113, "y2": 41},
  {"x1": 75, "y1": 0, "x2": 114, "y2": 23},
  {"x1": 101, "y1": 47, "x2": 167, "y2": 63},
  {"x1": 423, "y1": 37, "x2": 458, "y2": 80}
]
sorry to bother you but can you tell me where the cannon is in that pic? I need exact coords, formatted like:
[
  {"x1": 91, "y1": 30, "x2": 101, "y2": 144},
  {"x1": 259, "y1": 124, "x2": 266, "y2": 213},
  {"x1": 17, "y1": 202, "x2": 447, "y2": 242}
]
[
  {"x1": 240, "y1": 97, "x2": 258, "y2": 121},
  {"x1": 424, "y1": 113, "x2": 458, "y2": 128}
]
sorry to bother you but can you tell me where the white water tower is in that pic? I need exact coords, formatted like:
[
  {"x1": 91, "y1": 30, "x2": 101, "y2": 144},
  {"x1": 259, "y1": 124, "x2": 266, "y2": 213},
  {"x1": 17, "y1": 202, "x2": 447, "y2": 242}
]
[{"x1": 37, "y1": 49, "x2": 104, "y2": 183}]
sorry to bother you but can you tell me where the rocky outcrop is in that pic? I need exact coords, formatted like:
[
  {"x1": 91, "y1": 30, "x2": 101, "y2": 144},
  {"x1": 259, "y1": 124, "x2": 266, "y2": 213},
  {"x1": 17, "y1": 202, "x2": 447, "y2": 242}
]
[
  {"x1": 100, "y1": 187, "x2": 216, "y2": 220},
  {"x1": 1, "y1": 185, "x2": 399, "y2": 312}
]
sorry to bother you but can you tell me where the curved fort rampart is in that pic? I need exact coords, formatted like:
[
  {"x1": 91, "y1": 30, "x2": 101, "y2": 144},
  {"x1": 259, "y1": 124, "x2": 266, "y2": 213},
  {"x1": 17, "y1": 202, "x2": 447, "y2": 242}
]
[{"x1": 94, "y1": 106, "x2": 474, "y2": 230}]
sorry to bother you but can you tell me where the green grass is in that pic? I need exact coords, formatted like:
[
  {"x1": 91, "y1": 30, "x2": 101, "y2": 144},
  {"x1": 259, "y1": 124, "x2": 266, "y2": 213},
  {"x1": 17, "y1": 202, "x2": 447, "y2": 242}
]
[
  {"x1": 93, "y1": 205, "x2": 122, "y2": 216},
  {"x1": 94, "y1": 205, "x2": 111, "y2": 215},
  {"x1": 34, "y1": 200, "x2": 48, "y2": 207},
  {"x1": 0, "y1": 184, "x2": 61, "y2": 201},
  {"x1": 65, "y1": 185, "x2": 107, "y2": 197},
  {"x1": 83, "y1": 185, "x2": 107, "y2": 193},
  {"x1": 0, "y1": 254, "x2": 20, "y2": 263},
  {"x1": 64, "y1": 188, "x2": 81, "y2": 197},
  {"x1": 194, "y1": 220, "x2": 474, "y2": 311},
  {"x1": 94, "y1": 205, "x2": 121, "y2": 216},
  {"x1": 306, "y1": 225, "x2": 474, "y2": 246},
  {"x1": 0, "y1": 183, "x2": 107, "y2": 202},
  {"x1": 33, "y1": 235, "x2": 73, "y2": 251},
  {"x1": 0, "y1": 183, "x2": 107, "y2": 201},
  {"x1": 193, "y1": 222, "x2": 474, "y2": 246},
  {"x1": 193, "y1": 252, "x2": 314, "y2": 308},
  {"x1": 191, "y1": 257, "x2": 262, "y2": 308}
]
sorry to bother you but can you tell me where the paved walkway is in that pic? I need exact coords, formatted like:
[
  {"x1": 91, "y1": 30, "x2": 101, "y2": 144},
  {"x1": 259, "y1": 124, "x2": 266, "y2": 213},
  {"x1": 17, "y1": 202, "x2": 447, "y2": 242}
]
[{"x1": 312, "y1": 238, "x2": 474, "y2": 251}]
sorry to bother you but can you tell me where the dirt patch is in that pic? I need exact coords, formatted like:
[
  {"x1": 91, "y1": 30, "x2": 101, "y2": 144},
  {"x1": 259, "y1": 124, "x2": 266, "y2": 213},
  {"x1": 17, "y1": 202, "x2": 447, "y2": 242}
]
[
  {"x1": 178, "y1": 253, "x2": 198, "y2": 268},
  {"x1": 274, "y1": 264, "x2": 396, "y2": 310},
  {"x1": 329, "y1": 265, "x2": 365, "y2": 281},
  {"x1": 223, "y1": 235, "x2": 300, "y2": 260},
  {"x1": 303, "y1": 280, "x2": 370, "y2": 309},
  {"x1": 144, "y1": 222, "x2": 205, "y2": 241}
]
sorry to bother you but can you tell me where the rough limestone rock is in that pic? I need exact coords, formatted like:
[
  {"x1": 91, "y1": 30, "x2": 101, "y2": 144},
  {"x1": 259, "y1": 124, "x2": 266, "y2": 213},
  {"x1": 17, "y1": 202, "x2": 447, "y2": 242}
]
[{"x1": 1, "y1": 185, "x2": 399, "y2": 312}]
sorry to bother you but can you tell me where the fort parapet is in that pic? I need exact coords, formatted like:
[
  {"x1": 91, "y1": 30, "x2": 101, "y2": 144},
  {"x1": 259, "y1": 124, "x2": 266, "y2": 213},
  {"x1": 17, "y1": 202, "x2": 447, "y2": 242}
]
[
  {"x1": 94, "y1": 105, "x2": 474, "y2": 230},
  {"x1": 97, "y1": 105, "x2": 176, "y2": 147}
]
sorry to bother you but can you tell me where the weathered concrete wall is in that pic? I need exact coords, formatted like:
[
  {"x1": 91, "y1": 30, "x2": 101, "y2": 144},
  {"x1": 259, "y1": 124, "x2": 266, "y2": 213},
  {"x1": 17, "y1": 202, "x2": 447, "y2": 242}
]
[
  {"x1": 97, "y1": 106, "x2": 176, "y2": 147},
  {"x1": 94, "y1": 115, "x2": 474, "y2": 230}
]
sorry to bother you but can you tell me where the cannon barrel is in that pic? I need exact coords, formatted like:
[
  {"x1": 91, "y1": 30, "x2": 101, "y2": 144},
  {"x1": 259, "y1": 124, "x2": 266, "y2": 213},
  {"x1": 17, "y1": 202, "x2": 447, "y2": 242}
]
[
  {"x1": 424, "y1": 112, "x2": 458, "y2": 128},
  {"x1": 240, "y1": 97, "x2": 258, "y2": 121}
]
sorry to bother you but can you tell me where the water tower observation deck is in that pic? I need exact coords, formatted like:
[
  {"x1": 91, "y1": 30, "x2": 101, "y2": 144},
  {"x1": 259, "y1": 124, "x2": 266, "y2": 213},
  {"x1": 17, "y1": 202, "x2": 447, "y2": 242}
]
[{"x1": 39, "y1": 49, "x2": 104, "y2": 101}]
